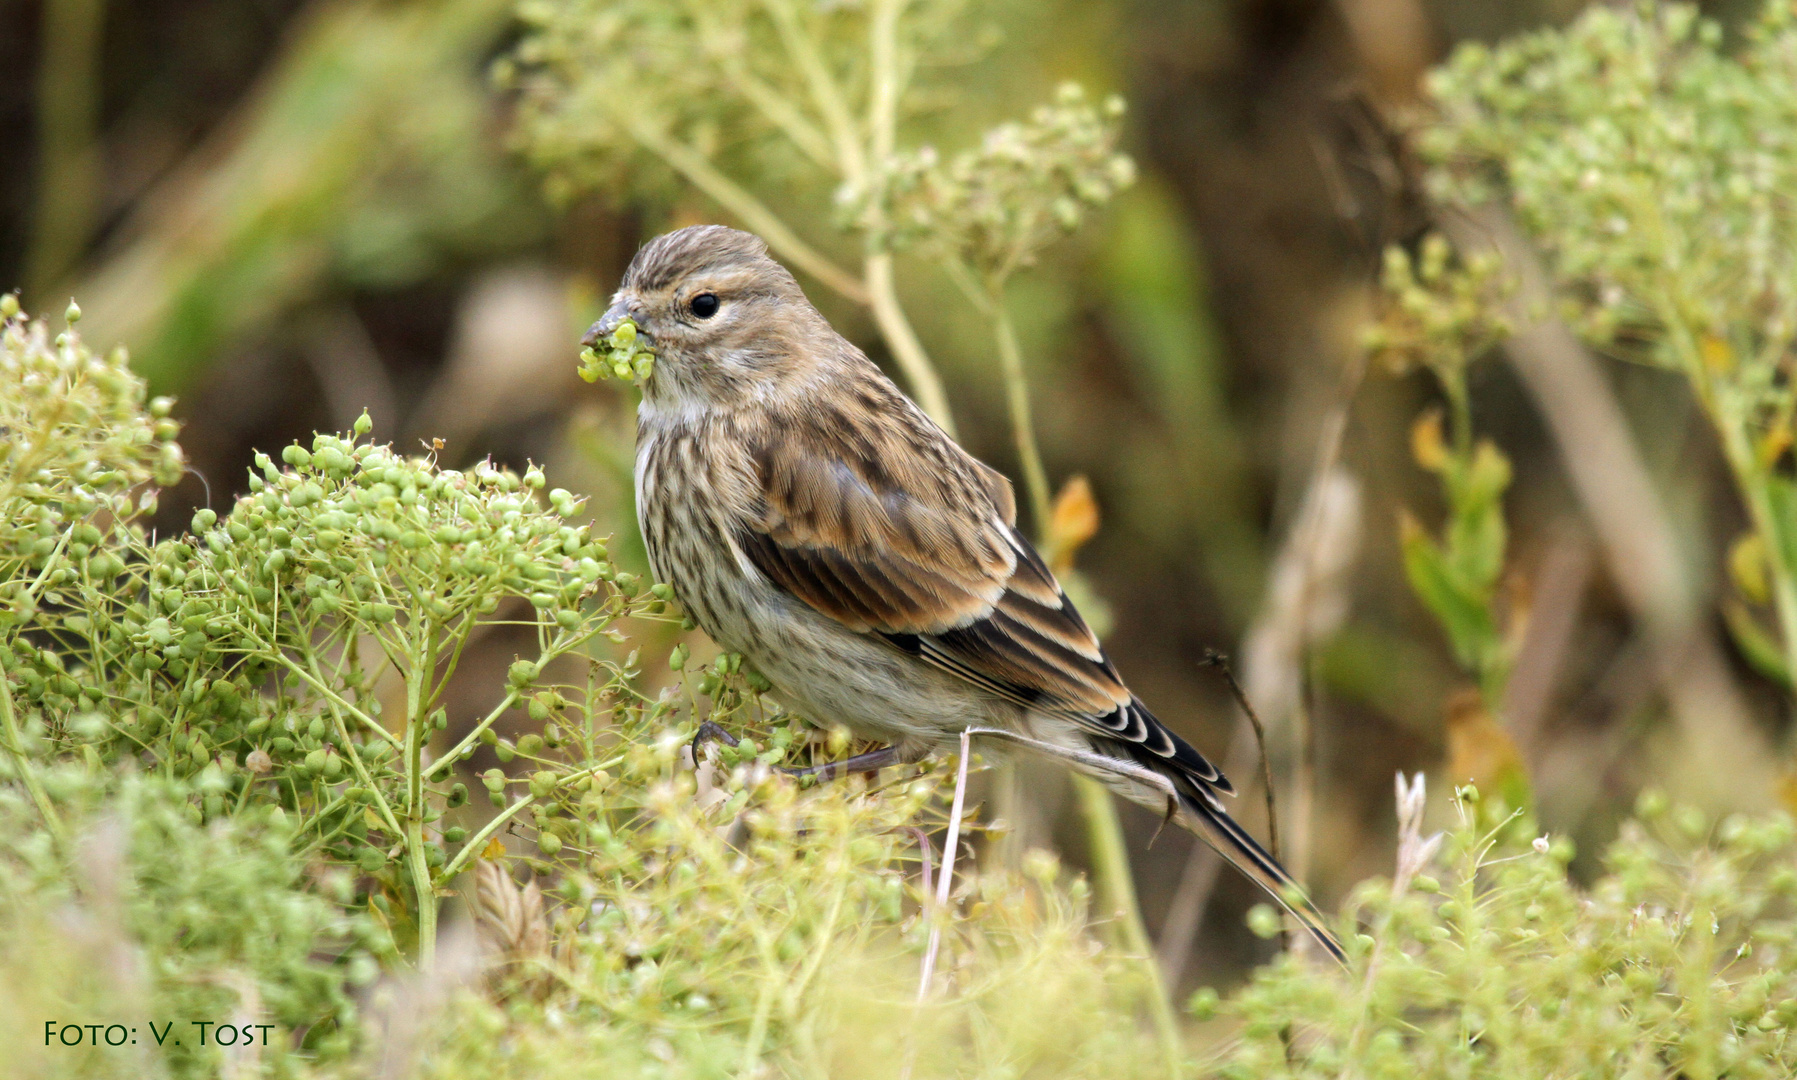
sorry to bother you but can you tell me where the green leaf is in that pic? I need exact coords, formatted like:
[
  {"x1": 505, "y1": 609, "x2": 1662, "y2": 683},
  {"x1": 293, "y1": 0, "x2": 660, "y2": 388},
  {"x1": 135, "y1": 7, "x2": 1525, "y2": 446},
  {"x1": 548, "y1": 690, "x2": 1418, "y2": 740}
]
[
  {"x1": 1401, "y1": 513, "x2": 1499, "y2": 672},
  {"x1": 1723, "y1": 599, "x2": 1792, "y2": 688},
  {"x1": 1764, "y1": 478, "x2": 1797, "y2": 588}
]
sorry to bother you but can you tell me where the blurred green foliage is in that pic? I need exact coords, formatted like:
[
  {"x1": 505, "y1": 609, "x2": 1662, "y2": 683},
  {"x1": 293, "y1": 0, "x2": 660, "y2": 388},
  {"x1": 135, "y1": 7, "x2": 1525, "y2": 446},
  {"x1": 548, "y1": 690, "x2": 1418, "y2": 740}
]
[
  {"x1": 1421, "y1": 0, "x2": 1797, "y2": 699},
  {"x1": 76, "y1": 0, "x2": 541, "y2": 395}
]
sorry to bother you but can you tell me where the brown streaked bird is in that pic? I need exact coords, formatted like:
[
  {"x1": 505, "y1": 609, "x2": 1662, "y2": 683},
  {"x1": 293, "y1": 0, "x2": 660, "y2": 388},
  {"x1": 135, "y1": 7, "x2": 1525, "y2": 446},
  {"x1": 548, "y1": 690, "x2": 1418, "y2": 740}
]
[{"x1": 585, "y1": 223, "x2": 1343, "y2": 961}]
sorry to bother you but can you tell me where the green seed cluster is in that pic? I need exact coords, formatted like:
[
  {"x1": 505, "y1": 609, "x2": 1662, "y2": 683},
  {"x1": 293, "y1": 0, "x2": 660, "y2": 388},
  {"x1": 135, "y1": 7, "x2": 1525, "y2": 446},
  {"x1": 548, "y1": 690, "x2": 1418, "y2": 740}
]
[
  {"x1": 0, "y1": 298, "x2": 655, "y2": 1028},
  {"x1": 578, "y1": 317, "x2": 654, "y2": 386},
  {"x1": 1422, "y1": 3, "x2": 1797, "y2": 358},
  {"x1": 1362, "y1": 235, "x2": 1511, "y2": 383},
  {"x1": 0, "y1": 296, "x2": 182, "y2": 627}
]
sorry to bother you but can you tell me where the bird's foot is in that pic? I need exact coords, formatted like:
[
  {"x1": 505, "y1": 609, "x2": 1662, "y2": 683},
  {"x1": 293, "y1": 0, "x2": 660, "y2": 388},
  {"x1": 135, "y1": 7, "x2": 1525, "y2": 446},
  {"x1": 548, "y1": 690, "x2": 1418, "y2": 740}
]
[
  {"x1": 691, "y1": 722, "x2": 899, "y2": 785},
  {"x1": 689, "y1": 720, "x2": 740, "y2": 766}
]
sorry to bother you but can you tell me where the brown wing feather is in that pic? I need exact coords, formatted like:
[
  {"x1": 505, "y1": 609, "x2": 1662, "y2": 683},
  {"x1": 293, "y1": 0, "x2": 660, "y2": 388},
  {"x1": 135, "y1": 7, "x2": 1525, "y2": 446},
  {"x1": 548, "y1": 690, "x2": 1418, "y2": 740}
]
[
  {"x1": 742, "y1": 396, "x2": 1011, "y2": 633},
  {"x1": 734, "y1": 399, "x2": 1230, "y2": 791}
]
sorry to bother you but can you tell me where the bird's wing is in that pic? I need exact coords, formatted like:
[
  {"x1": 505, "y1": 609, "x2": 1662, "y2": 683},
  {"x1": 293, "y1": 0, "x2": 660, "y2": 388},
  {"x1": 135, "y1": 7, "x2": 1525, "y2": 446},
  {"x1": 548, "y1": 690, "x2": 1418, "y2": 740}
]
[{"x1": 733, "y1": 400, "x2": 1229, "y2": 795}]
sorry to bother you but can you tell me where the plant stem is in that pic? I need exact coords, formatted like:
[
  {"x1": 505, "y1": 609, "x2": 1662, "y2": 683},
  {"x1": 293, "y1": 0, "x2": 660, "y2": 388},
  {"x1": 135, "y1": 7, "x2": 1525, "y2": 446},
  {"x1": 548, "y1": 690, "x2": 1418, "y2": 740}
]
[
  {"x1": 991, "y1": 296, "x2": 1052, "y2": 532},
  {"x1": 988, "y1": 284, "x2": 1166, "y2": 1057},
  {"x1": 273, "y1": 652, "x2": 401, "y2": 749},
  {"x1": 857, "y1": 0, "x2": 957, "y2": 435},
  {"x1": 0, "y1": 672, "x2": 66, "y2": 855},
  {"x1": 438, "y1": 756, "x2": 621, "y2": 882},
  {"x1": 1073, "y1": 775, "x2": 1183, "y2": 1078},
  {"x1": 1661, "y1": 301, "x2": 1797, "y2": 690},
  {"x1": 1200, "y1": 649, "x2": 1281, "y2": 862},
  {"x1": 27, "y1": 0, "x2": 106, "y2": 296},
  {"x1": 426, "y1": 688, "x2": 519, "y2": 780},
  {"x1": 623, "y1": 119, "x2": 869, "y2": 305},
  {"x1": 867, "y1": 253, "x2": 957, "y2": 435},
  {"x1": 867, "y1": 0, "x2": 904, "y2": 166},
  {"x1": 1290, "y1": 664, "x2": 1317, "y2": 894},
  {"x1": 402, "y1": 637, "x2": 436, "y2": 971},
  {"x1": 764, "y1": 0, "x2": 863, "y2": 179}
]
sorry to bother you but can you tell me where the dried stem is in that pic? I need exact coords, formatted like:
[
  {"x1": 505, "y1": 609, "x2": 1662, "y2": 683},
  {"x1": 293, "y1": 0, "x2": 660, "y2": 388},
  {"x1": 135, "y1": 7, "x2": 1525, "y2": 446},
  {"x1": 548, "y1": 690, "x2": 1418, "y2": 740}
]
[
  {"x1": 861, "y1": 0, "x2": 957, "y2": 434},
  {"x1": 866, "y1": 253, "x2": 957, "y2": 434},
  {"x1": 916, "y1": 728, "x2": 973, "y2": 1001}
]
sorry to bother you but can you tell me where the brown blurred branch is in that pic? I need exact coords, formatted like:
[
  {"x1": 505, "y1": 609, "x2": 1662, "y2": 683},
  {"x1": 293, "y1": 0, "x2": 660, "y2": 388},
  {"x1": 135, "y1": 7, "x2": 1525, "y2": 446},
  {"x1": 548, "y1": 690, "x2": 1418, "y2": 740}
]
[{"x1": 1503, "y1": 525, "x2": 1592, "y2": 761}]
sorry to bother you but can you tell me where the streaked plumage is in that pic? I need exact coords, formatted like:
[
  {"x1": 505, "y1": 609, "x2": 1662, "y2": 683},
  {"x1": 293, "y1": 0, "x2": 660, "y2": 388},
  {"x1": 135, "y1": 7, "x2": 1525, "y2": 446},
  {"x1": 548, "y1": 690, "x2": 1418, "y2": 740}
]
[{"x1": 587, "y1": 224, "x2": 1342, "y2": 961}]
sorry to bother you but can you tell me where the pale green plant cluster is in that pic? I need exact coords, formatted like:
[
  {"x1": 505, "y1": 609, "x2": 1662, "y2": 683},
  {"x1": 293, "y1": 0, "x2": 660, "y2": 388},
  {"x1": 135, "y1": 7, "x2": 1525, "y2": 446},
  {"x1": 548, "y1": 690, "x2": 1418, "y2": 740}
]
[
  {"x1": 0, "y1": 296, "x2": 650, "y2": 976},
  {"x1": 578, "y1": 316, "x2": 656, "y2": 386},
  {"x1": 850, "y1": 83, "x2": 1135, "y2": 287},
  {"x1": 1418, "y1": 0, "x2": 1797, "y2": 693},
  {"x1": 1198, "y1": 787, "x2": 1797, "y2": 1080},
  {"x1": 0, "y1": 774, "x2": 379, "y2": 1076},
  {"x1": 414, "y1": 720, "x2": 1173, "y2": 1080}
]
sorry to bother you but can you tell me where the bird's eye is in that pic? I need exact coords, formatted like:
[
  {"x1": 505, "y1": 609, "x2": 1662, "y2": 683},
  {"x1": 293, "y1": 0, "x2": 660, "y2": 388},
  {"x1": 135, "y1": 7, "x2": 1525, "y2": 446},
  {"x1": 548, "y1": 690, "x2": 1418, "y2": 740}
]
[{"x1": 690, "y1": 292, "x2": 720, "y2": 319}]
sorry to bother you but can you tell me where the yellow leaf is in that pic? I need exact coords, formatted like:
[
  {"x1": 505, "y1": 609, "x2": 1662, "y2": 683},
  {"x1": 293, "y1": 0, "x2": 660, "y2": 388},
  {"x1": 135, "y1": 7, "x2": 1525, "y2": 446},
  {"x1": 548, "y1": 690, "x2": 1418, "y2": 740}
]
[
  {"x1": 1779, "y1": 768, "x2": 1797, "y2": 819},
  {"x1": 481, "y1": 837, "x2": 507, "y2": 860},
  {"x1": 1758, "y1": 425, "x2": 1792, "y2": 471},
  {"x1": 1410, "y1": 409, "x2": 1448, "y2": 473},
  {"x1": 1046, "y1": 475, "x2": 1100, "y2": 575},
  {"x1": 1730, "y1": 533, "x2": 1771, "y2": 606}
]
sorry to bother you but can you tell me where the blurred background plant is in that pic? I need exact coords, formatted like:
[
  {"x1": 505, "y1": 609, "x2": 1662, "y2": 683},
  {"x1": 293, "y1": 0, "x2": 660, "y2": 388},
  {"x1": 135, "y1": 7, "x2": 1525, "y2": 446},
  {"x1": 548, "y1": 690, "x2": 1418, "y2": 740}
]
[{"x1": 10, "y1": 0, "x2": 1797, "y2": 1073}]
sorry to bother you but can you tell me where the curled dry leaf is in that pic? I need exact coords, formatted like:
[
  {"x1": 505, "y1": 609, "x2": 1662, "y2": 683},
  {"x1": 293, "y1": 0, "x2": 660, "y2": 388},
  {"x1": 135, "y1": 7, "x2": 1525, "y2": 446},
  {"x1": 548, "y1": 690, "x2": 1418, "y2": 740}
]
[{"x1": 469, "y1": 857, "x2": 549, "y2": 964}]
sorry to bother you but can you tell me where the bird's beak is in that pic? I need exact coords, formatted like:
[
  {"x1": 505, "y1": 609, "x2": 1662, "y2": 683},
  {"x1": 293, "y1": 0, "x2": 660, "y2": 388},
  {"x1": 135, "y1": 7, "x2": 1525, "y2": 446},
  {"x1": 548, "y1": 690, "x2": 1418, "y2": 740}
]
[{"x1": 582, "y1": 301, "x2": 637, "y2": 349}]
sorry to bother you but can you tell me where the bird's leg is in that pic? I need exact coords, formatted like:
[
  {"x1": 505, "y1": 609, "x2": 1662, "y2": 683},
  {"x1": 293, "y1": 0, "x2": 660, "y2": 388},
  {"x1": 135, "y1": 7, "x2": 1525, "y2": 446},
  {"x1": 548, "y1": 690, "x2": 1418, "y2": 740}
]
[{"x1": 783, "y1": 744, "x2": 904, "y2": 783}]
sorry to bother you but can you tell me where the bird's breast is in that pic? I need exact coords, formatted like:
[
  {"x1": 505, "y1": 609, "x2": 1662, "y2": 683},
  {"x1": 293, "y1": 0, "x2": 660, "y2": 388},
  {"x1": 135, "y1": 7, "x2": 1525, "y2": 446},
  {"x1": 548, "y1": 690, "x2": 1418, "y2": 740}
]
[{"x1": 636, "y1": 421, "x2": 766, "y2": 656}]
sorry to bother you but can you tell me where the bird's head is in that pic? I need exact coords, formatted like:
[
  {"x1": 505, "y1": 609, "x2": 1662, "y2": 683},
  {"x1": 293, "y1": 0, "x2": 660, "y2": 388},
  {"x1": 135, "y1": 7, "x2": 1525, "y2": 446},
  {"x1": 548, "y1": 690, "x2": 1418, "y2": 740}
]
[{"x1": 585, "y1": 225, "x2": 831, "y2": 409}]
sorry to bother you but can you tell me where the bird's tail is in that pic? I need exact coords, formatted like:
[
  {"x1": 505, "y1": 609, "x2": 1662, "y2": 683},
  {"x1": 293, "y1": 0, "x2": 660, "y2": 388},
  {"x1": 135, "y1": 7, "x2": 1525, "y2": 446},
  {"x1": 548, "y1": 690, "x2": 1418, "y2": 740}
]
[{"x1": 1180, "y1": 793, "x2": 1346, "y2": 964}]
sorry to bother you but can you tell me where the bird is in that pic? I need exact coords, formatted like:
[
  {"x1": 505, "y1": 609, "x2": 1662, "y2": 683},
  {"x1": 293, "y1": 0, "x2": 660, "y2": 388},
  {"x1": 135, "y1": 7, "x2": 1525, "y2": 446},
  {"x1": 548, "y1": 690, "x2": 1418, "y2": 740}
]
[{"x1": 584, "y1": 223, "x2": 1343, "y2": 961}]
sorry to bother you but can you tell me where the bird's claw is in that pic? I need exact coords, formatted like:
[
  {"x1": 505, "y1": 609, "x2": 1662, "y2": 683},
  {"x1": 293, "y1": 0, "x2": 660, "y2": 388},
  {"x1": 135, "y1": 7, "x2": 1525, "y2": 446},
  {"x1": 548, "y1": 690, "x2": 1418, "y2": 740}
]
[{"x1": 690, "y1": 720, "x2": 740, "y2": 766}]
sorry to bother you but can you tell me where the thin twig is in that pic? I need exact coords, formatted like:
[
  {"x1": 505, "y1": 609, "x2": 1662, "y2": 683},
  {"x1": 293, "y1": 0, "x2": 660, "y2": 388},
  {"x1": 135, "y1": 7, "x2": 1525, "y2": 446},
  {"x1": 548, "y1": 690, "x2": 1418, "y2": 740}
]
[
  {"x1": 908, "y1": 825, "x2": 934, "y2": 902},
  {"x1": 1199, "y1": 649, "x2": 1279, "y2": 863}
]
